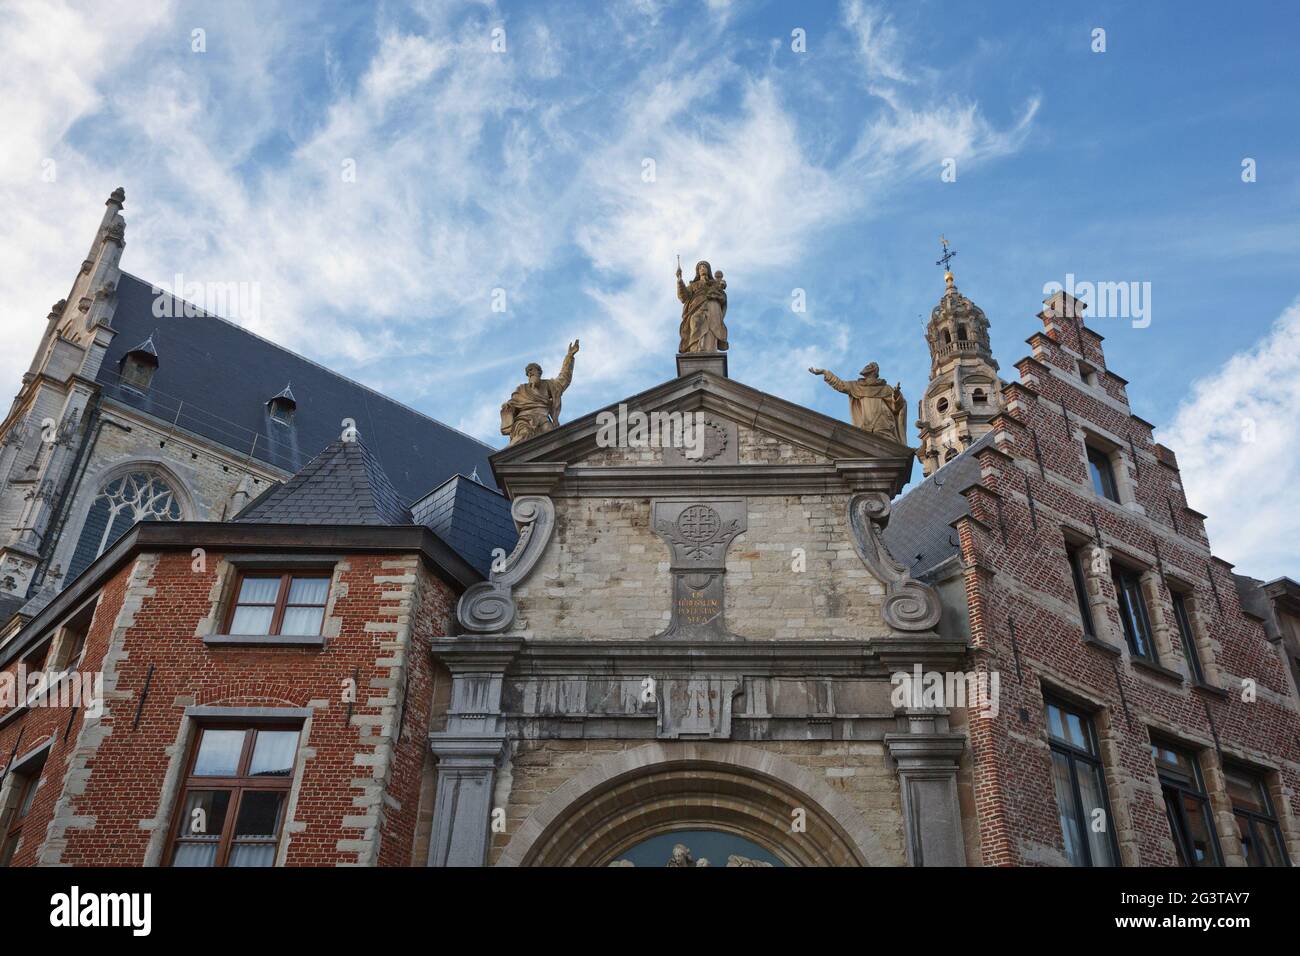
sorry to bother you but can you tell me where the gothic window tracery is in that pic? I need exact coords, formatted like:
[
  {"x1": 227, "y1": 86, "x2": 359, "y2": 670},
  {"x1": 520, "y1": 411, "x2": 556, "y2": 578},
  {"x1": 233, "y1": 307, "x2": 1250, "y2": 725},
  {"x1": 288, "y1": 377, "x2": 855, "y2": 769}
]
[{"x1": 68, "y1": 470, "x2": 184, "y2": 581}]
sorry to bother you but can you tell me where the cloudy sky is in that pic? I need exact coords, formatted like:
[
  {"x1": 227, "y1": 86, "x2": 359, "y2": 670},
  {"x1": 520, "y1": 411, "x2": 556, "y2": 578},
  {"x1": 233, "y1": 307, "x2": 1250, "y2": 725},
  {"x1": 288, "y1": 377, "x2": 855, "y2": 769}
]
[{"x1": 1, "y1": 0, "x2": 1297, "y2": 578}]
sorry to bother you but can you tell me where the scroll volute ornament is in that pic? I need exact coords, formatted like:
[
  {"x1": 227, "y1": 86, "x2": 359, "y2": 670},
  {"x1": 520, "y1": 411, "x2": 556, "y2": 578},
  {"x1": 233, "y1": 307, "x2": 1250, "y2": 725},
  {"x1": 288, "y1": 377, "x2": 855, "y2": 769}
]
[
  {"x1": 456, "y1": 495, "x2": 555, "y2": 634},
  {"x1": 848, "y1": 492, "x2": 942, "y2": 632}
]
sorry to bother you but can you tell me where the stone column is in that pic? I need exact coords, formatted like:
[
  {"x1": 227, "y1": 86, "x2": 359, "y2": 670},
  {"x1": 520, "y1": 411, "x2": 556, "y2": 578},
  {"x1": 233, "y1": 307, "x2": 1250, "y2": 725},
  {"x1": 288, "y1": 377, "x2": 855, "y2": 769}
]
[
  {"x1": 427, "y1": 735, "x2": 509, "y2": 867},
  {"x1": 427, "y1": 638, "x2": 520, "y2": 867},
  {"x1": 885, "y1": 712, "x2": 967, "y2": 866}
]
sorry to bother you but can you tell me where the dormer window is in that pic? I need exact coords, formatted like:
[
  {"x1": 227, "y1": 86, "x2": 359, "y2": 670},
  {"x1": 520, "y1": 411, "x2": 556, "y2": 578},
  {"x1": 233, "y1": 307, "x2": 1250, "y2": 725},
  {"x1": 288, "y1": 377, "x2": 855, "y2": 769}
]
[
  {"x1": 120, "y1": 337, "x2": 159, "y2": 391},
  {"x1": 267, "y1": 384, "x2": 297, "y2": 426}
]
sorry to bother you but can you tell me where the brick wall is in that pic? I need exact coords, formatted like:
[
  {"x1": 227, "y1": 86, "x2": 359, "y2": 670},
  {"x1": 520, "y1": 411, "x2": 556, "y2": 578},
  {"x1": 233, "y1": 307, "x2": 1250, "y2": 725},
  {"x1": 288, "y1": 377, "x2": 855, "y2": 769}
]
[
  {"x1": 960, "y1": 298, "x2": 1300, "y2": 865},
  {"x1": 0, "y1": 547, "x2": 457, "y2": 866}
]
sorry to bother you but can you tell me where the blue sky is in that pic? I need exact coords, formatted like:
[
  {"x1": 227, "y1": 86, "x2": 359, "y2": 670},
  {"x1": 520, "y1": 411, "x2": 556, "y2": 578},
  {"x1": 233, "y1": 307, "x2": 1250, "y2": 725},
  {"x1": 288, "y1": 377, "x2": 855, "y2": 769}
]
[{"x1": 1, "y1": 0, "x2": 1297, "y2": 576}]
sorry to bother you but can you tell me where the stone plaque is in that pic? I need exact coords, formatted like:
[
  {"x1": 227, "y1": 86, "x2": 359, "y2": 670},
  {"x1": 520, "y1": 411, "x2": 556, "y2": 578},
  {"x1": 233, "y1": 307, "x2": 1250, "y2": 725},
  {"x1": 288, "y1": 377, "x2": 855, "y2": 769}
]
[
  {"x1": 657, "y1": 677, "x2": 741, "y2": 739},
  {"x1": 651, "y1": 498, "x2": 747, "y2": 640}
]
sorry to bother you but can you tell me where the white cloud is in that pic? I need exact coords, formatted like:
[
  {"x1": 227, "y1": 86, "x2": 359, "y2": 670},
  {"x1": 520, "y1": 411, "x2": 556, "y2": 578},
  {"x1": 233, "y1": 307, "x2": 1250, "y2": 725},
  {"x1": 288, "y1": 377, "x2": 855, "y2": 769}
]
[
  {"x1": 0, "y1": 0, "x2": 1039, "y2": 449},
  {"x1": 1157, "y1": 299, "x2": 1300, "y2": 580},
  {"x1": 843, "y1": 0, "x2": 910, "y2": 84}
]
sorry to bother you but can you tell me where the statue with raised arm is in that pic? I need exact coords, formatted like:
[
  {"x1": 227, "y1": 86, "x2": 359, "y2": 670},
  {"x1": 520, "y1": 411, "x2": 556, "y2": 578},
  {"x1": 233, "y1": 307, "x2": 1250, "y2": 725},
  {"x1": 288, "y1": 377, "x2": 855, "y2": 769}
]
[
  {"x1": 501, "y1": 340, "x2": 579, "y2": 445},
  {"x1": 808, "y1": 361, "x2": 907, "y2": 444},
  {"x1": 677, "y1": 258, "x2": 728, "y2": 353}
]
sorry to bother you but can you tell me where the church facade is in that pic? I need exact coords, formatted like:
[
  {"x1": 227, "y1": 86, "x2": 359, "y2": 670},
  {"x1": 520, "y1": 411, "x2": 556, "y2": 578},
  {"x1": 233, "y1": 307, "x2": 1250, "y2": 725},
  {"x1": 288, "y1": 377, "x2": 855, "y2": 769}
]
[{"x1": 0, "y1": 195, "x2": 1297, "y2": 868}]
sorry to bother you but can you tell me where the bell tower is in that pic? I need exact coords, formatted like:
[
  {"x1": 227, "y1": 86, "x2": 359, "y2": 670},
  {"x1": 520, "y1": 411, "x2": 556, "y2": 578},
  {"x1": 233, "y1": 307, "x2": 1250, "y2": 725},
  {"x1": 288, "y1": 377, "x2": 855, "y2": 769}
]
[{"x1": 915, "y1": 238, "x2": 1003, "y2": 476}]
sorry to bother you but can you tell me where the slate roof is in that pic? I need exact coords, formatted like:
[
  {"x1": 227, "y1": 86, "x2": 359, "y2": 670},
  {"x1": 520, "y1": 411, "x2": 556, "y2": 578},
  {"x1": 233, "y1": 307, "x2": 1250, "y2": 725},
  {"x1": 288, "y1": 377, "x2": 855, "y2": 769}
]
[
  {"x1": 0, "y1": 593, "x2": 25, "y2": 628},
  {"x1": 97, "y1": 273, "x2": 497, "y2": 501},
  {"x1": 235, "y1": 436, "x2": 412, "y2": 526},
  {"x1": 883, "y1": 433, "x2": 995, "y2": 579},
  {"x1": 411, "y1": 474, "x2": 517, "y2": 577}
]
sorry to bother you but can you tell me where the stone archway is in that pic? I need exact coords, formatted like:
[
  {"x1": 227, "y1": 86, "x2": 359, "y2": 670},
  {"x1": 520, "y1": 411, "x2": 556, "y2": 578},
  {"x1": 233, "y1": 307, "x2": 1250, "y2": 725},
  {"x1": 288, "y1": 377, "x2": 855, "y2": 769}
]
[{"x1": 497, "y1": 742, "x2": 887, "y2": 867}]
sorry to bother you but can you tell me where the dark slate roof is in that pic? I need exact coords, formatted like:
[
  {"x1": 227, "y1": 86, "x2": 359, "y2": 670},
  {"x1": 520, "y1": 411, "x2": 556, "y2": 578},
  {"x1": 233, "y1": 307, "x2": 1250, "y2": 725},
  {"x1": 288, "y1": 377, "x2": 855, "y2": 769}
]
[
  {"x1": 884, "y1": 433, "x2": 995, "y2": 579},
  {"x1": 411, "y1": 474, "x2": 517, "y2": 577},
  {"x1": 235, "y1": 437, "x2": 412, "y2": 526},
  {"x1": 0, "y1": 593, "x2": 25, "y2": 627},
  {"x1": 96, "y1": 273, "x2": 497, "y2": 501}
]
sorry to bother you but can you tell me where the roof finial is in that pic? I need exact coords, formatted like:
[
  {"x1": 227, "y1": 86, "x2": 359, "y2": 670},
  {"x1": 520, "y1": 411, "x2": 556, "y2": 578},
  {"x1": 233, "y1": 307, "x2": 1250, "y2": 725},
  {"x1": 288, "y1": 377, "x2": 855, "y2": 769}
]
[{"x1": 936, "y1": 234, "x2": 957, "y2": 288}]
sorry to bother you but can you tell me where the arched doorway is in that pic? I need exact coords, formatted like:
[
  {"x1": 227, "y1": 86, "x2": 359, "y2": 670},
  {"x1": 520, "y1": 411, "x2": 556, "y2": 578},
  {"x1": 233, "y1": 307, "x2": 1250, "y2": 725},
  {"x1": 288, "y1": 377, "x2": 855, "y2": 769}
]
[{"x1": 498, "y1": 742, "x2": 884, "y2": 867}]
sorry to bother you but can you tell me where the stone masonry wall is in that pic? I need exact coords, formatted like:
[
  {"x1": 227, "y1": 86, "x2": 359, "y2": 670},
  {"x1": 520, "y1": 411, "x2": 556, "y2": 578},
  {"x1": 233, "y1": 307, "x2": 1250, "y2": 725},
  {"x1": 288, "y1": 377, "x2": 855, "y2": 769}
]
[{"x1": 510, "y1": 492, "x2": 889, "y2": 641}]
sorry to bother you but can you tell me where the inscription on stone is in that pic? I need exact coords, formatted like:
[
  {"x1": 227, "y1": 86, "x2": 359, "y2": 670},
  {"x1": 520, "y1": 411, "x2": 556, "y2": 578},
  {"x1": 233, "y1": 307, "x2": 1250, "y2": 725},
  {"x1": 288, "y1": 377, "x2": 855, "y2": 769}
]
[{"x1": 651, "y1": 498, "x2": 747, "y2": 640}]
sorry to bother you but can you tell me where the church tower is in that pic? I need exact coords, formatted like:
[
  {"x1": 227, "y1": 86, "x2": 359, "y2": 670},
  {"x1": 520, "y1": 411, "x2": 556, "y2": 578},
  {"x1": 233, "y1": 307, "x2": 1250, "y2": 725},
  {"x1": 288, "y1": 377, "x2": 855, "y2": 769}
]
[{"x1": 915, "y1": 240, "x2": 1003, "y2": 476}]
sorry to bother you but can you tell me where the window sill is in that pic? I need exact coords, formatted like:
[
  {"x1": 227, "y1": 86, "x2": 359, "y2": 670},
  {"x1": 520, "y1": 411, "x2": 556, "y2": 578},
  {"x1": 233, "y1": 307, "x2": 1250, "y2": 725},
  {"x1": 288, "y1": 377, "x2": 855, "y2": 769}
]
[
  {"x1": 1191, "y1": 681, "x2": 1230, "y2": 700},
  {"x1": 1130, "y1": 656, "x2": 1184, "y2": 685},
  {"x1": 203, "y1": 634, "x2": 326, "y2": 648},
  {"x1": 1082, "y1": 634, "x2": 1122, "y2": 656}
]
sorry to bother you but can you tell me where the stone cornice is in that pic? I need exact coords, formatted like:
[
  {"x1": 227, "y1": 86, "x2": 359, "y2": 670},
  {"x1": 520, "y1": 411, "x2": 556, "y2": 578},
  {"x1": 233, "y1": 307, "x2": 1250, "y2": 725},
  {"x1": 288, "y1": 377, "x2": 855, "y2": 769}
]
[
  {"x1": 433, "y1": 635, "x2": 968, "y2": 676},
  {"x1": 498, "y1": 461, "x2": 912, "y2": 498}
]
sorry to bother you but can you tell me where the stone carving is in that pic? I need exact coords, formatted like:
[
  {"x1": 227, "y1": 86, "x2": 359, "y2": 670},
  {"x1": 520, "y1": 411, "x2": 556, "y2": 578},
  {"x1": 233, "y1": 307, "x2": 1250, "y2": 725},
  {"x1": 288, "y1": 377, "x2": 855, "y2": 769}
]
[
  {"x1": 657, "y1": 676, "x2": 741, "y2": 739},
  {"x1": 608, "y1": 844, "x2": 773, "y2": 867},
  {"x1": 501, "y1": 340, "x2": 579, "y2": 445},
  {"x1": 651, "y1": 498, "x2": 747, "y2": 640},
  {"x1": 663, "y1": 415, "x2": 735, "y2": 465},
  {"x1": 456, "y1": 496, "x2": 555, "y2": 633},
  {"x1": 677, "y1": 259, "x2": 728, "y2": 353},
  {"x1": 809, "y1": 362, "x2": 907, "y2": 444},
  {"x1": 848, "y1": 492, "x2": 941, "y2": 632}
]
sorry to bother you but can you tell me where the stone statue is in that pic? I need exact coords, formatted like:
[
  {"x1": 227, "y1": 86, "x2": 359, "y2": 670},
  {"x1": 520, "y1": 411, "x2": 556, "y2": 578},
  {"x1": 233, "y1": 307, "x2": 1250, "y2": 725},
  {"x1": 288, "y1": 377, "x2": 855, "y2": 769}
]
[
  {"x1": 501, "y1": 340, "x2": 579, "y2": 445},
  {"x1": 677, "y1": 259, "x2": 728, "y2": 353},
  {"x1": 809, "y1": 362, "x2": 907, "y2": 444}
]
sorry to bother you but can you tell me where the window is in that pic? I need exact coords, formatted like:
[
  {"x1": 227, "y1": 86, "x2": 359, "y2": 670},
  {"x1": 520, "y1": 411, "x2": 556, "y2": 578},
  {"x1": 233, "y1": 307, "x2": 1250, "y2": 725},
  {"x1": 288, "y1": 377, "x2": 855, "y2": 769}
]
[
  {"x1": 69, "y1": 470, "x2": 183, "y2": 581},
  {"x1": 1170, "y1": 591, "x2": 1205, "y2": 685},
  {"x1": 169, "y1": 726, "x2": 300, "y2": 867},
  {"x1": 1113, "y1": 565, "x2": 1157, "y2": 662},
  {"x1": 120, "y1": 354, "x2": 156, "y2": 391},
  {"x1": 1224, "y1": 766, "x2": 1288, "y2": 866},
  {"x1": 1067, "y1": 545, "x2": 1095, "y2": 638},
  {"x1": 941, "y1": 329, "x2": 952, "y2": 345},
  {"x1": 957, "y1": 325, "x2": 968, "y2": 342},
  {"x1": 936, "y1": 397, "x2": 949, "y2": 414},
  {"x1": 1152, "y1": 741, "x2": 1221, "y2": 866},
  {"x1": 1086, "y1": 444, "x2": 1120, "y2": 502},
  {"x1": 972, "y1": 388, "x2": 987, "y2": 405},
  {"x1": 224, "y1": 572, "x2": 329, "y2": 637},
  {"x1": 1046, "y1": 699, "x2": 1119, "y2": 866},
  {"x1": 0, "y1": 753, "x2": 47, "y2": 867}
]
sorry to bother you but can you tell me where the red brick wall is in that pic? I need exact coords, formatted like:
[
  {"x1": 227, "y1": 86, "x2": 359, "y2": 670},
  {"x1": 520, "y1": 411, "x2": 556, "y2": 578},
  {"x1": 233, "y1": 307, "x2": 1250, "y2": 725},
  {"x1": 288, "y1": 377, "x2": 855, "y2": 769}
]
[
  {"x1": 961, "y1": 301, "x2": 1300, "y2": 865},
  {"x1": 0, "y1": 548, "x2": 457, "y2": 867}
]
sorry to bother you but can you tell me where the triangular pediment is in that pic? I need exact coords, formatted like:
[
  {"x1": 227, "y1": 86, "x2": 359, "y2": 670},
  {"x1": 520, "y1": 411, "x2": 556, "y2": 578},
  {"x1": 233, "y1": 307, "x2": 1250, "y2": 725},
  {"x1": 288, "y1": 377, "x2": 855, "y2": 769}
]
[{"x1": 491, "y1": 369, "x2": 915, "y2": 497}]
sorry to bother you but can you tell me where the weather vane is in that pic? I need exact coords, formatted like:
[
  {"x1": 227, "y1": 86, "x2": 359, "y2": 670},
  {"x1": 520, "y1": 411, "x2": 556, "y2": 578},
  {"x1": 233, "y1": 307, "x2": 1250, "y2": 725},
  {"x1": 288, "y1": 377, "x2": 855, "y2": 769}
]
[{"x1": 935, "y1": 234, "x2": 957, "y2": 272}]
